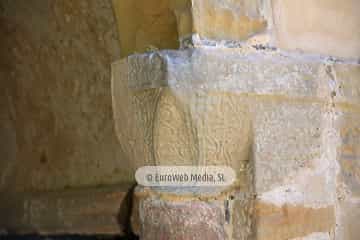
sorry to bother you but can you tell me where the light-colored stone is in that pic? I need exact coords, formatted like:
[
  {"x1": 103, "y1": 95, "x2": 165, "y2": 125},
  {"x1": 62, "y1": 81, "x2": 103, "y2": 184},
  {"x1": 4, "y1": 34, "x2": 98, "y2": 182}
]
[
  {"x1": 336, "y1": 110, "x2": 360, "y2": 198},
  {"x1": 112, "y1": 49, "x2": 359, "y2": 239},
  {"x1": 190, "y1": 0, "x2": 267, "y2": 41},
  {"x1": 336, "y1": 201, "x2": 360, "y2": 240},
  {"x1": 112, "y1": 0, "x2": 268, "y2": 57},
  {"x1": 255, "y1": 201, "x2": 334, "y2": 240},
  {"x1": 335, "y1": 109, "x2": 360, "y2": 239},
  {"x1": 112, "y1": 49, "x2": 359, "y2": 187},
  {"x1": 272, "y1": 0, "x2": 360, "y2": 59}
]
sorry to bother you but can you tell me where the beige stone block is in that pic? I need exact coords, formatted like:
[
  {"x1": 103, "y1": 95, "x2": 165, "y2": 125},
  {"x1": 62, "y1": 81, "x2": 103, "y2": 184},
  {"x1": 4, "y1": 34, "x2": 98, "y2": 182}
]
[
  {"x1": 190, "y1": 0, "x2": 267, "y2": 41},
  {"x1": 232, "y1": 195, "x2": 255, "y2": 239},
  {"x1": 272, "y1": 0, "x2": 360, "y2": 59},
  {"x1": 112, "y1": 49, "x2": 359, "y2": 179},
  {"x1": 255, "y1": 201, "x2": 335, "y2": 240},
  {"x1": 332, "y1": 64, "x2": 360, "y2": 106},
  {"x1": 336, "y1": 201, "x2": 360, "y2": 240},
  {"x1": 112, "y1": 51, "x2": 358, "y2": 236},
  {"x1": 336, "y1": 110, "x2": 360, "y2": 198},
  {"x1": 132, "y1": 186, "x2": 230, "y2": 239},
  {"x1": 252, "y1": 100, "x2": 325, "y2": 194},
  {"x1": 111, "y1": 49, "x2": 359, "y2": 240},
  {"x1": 112, "y1": 0, "x2": 268, "y2": 57}
]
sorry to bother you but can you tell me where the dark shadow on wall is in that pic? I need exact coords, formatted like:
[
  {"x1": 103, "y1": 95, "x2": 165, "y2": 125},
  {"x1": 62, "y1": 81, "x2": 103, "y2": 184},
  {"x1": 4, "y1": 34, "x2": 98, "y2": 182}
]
[{"x1": 116, "y1": 184, "x2": 138, "y2": 239}]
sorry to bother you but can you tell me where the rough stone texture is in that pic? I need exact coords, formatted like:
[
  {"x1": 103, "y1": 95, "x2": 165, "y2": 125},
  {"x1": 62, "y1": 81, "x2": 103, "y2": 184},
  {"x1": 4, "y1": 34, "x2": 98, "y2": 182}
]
[
  {"x1": 0, "y1": 0, "x2": 131, "y2": 193},
  {"x1": 272, "y1": 0, "x2": 360, "y2": 59},
  {"x1": 132, "y1": 186, "x2": 336, "y2": 240},
  {"x1": 112, "y1": 0, "x2": 180, "y2": 58},
  {"x1": 335, "y1": 109, "x2": 360, "y2": 239},
  {"x1": 255, "y1": 201, "x2": 334, "y2": 240},
  {"x1": 0, "y1": 185, "x2": 131, "y2": 235},
  {"x1": 231, "y1": 194, "x2": 255, "y2": 240},
  {"x1": 112, "y1": 49, "x2": 359, "y2": 172},
  {"x1": 132, "y1": 186, "x2": 230, "y2": 240},
  {"x1": 112, "y1": 49, "x2": 359, "y2": 239},
  {"x1": 140, "y1": 199, "x2": 226, "y2": 240},
  {"x1": 112, "y1": 0, "x2": 267, "y2": 57},
  {"x1": 113, "y1": 0, "x2": 359, "y2": 59},
  {"x1": 336, "y1": 201, "x2": 360, "y2": 240},
  {"x1": 191, "y1": 0, "x2": 267, "y2": 41},
  {"x1": 1, "y1": 0, "x2": 359, "y2": 237}
]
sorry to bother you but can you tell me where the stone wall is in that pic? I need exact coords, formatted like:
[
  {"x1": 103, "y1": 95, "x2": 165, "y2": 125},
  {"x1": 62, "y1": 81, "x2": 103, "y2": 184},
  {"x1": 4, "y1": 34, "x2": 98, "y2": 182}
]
[
  {"x1": 0, "y1": 0, "x2": 359, "y2": 238},
  {"x1": 113, "y1": 0, "x2": 360, "y2": 59},
  {"x1": 111, "y1": 0, "x2": 360, "y2": 239},
  {"x1": 0, "y1": 0, "x2": 131, "y2": 193}
]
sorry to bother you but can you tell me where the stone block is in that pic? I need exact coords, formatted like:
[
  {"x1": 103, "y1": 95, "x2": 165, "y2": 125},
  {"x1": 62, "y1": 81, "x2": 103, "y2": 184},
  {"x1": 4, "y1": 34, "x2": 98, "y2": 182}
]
[
  {"x1": 112, "y1": 0, "x2": 179, "y2": 57},
  {"x1": 255, "y1": 201, "x2": 334, "y2": 240},
  {"x1": 112, "y1": 0, "x2": 268, "y2": 56},
  {"x1": 272, "y1": 0, "x2": 360, "y2": 59},
  {"x1": 112, "y1": 49, "x2": 357, "y2": 169},
  {"x1": 112, "y1": 0, "x2": 360, "y2": 59},
  {"x1": 252, "y1": 101, "x2": 326, "y2": 194},
  {"x1": 132, "y1": 187, "x2": 228, "y2": 240},
  {"x1": 336, "y1": 200, "x2": 360, "y2": 240},
  {"x1": 187, "y1": 0, "x2": 267, "y2": 41},
  {"x1": 331, "y1": 64, "x2": 360, "y2": 106},
  {"x1": 336, "y1": 110, "x2": 360, "y2": 198},
  {"x1": 112, "y1": 50, "x2": 359, "y2": 239},
  {"x1": 0, "y1": 186, "x2": 130, "y2": 235}
]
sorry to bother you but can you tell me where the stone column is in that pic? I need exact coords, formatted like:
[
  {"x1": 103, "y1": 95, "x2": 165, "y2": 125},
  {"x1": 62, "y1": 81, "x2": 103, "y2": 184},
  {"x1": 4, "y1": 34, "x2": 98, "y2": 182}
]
[{"x1": 111, "y1": 0, "x2": 360, "y2": 239}]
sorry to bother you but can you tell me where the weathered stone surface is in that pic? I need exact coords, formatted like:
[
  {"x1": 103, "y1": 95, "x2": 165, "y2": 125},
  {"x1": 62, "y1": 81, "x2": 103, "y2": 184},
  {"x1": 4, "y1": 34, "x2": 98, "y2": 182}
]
[
  {"x1": 272, "y1": 0, "x2": 360, "y2": 59},
  {"x1": 112, "y1": 0, "x2": 359, "y2": 59},
  {"x1": 112, "y1": 49, "x2": 359, "y2": 171},
  {"x1": 112, "y1": 0, "x2": 179, "y2": 58},
  {"x1": 112, "y1": 0, "x2": 268, "y2": 56},
  {"x1": 112, "y1": 49, "x2": 359, "y2": 239},
  {"x1": 190, "y1": 0, "x2": 267, "y2": 41},
  {"x1": 0, "y1": 0, "x2": 130, "y2": 193},
  {"x1": 133, "y1": 187, "x2": 228, "y2": 240},
  {"x1": 252, "y1": 101, "x2": 326, "y2": 193},
  {"x1": 231, "y1": 194, "x2": 255, "y2": 240},
  {"x1": 0, "y1": 185, "x2": 131, "y2": 235},
  {"x1": 132, "y1": 185, "x2": 337, "y2": 240},
  {"x1": 123, "y1": 49, "x2": 353, "y2": 98},
  {"x1": 336, "y1": 201, "x2": 360, "y2": 240},
  {"x1": 255, "y1": 201, "x2": 335, "y2": 240},
  {"x1": 336, "y1": 110, "x2": 360, "y2": 198},
  {"x1": 335, "y1": 109, "x2": 360, "y2": 239},
  {"x1": 331, "y1": 64, "x2": 360, "y2": 106}
]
